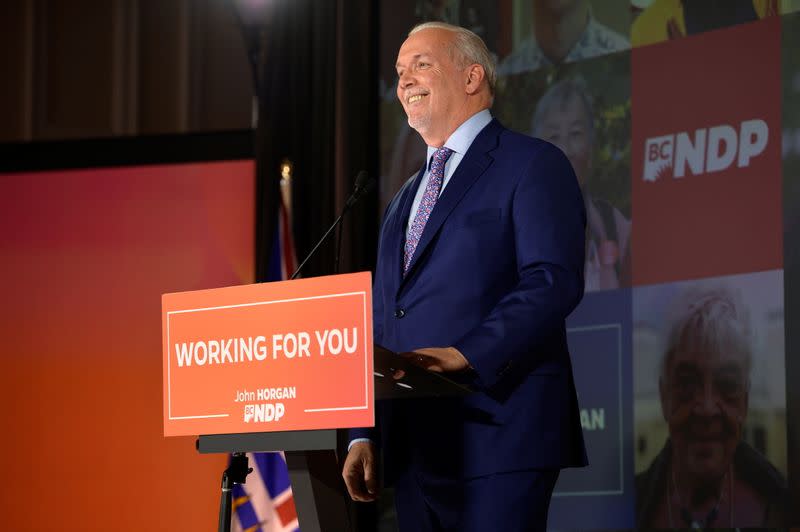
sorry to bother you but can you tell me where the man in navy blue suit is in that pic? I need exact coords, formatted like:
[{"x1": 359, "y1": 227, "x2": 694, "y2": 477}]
[{"x1": 342, "y1": 21, "x2": 587, "y2": 532}]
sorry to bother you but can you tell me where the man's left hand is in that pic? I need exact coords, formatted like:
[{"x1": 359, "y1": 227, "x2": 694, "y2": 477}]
[{"x1": 400, "y1": 347, "x2": 471, "y2": 373}]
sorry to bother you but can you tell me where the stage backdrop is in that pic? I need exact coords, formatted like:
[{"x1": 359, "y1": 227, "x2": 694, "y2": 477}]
[
  {"x1": 0, "y1": 151, "x2": 254, "y2": 531},
  {"x1": 379, "y1": 2, "x2": 800, "y2": 529}
]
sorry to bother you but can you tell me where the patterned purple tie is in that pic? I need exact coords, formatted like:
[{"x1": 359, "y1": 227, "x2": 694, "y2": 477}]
[{"x1": 403, "y1": 146, "x2": 454, "y2": 275}]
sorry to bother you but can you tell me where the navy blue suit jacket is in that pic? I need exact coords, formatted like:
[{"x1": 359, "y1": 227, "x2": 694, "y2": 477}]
[{"x1": 355, "y1": 118, "x2": 588, "y2": 481}]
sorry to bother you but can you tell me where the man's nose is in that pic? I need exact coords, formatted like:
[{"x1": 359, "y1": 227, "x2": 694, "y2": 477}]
[{"x1": 399, "y1": 71, "x2": 415, "y2": 89}]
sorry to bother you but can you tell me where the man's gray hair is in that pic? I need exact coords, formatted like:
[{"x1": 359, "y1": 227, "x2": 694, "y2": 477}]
[
  {"x1": 409, "y1": 21, "x2": 497, "y2": 95},
  {"x1": 660, "y1": 284, "x2": 753, "y2": 381},
  {"x1": 530, "y1": 76, "x2": 595, "y2": 143}
]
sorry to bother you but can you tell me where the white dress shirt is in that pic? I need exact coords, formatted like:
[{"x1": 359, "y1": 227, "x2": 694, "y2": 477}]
[{"x1": 405, "y1": 109, "x2": 494, "y2": 241}]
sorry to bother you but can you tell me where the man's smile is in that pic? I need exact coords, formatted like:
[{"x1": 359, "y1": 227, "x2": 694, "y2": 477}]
[{"x1": 405, "y1": 91, "x2": 429, "y2": 105}]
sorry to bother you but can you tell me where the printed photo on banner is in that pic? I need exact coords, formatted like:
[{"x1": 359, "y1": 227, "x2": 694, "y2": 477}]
[
  {"x1": 633, "y1": 270, "x2": 788, "y2": 528},
  {"x1": 495, "y1": 51, "x2": 631, "y2": 292},
  {"x1": 629, "y1": 0, "x2": 796, "y2": 47},
  {"x1": 497, "y1": 0, "x2": 630, "y2": 76},
  {"x1": 631, "y1": 16, "x2": 782, "y2": 285}
]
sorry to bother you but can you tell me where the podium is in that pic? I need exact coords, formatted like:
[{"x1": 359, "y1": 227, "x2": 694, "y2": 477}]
[
  {"x1": 162, "y1": 273, "x2": 472, "y2": 532},
  {"x1": 197, "y1": 345, "x2": 472, "y2": 532}
]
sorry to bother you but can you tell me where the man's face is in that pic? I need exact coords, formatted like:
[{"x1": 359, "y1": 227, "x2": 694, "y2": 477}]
[
  {"x1": 395, "y1": 28, "x2": 468, "y2": 144},
  {"x1": 535, "y1": 95, "x2": 592, "y2": 186},
  {"x1": 660, "y1": 345, "x2": 749, "y2": 482}
]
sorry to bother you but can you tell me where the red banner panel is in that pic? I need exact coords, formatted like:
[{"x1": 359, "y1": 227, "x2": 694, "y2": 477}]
[{"x1": 631, "y1": 18, "x2": 782, "y2": 285}]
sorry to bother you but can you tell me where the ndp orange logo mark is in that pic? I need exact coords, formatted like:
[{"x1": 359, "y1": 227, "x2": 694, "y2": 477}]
[
  {"x1": 244, "y1": 403, "x2": 285, "y2": 423},
  {"x1": 643, "y1": 119, "x2": 768, "y2": 182}
]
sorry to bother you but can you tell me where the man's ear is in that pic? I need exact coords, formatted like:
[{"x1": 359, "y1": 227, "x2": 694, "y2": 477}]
[{"x1": 465, "y1": 64, "x2": 485, "y2": 95}]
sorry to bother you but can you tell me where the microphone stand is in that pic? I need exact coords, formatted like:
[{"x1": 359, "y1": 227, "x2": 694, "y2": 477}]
[
  {"x1": 291, "y1": 172, "x2": 374, "y2": 280},
  {"x1": 292, "y1": 210, "x2": 348, "y2": 280},
  {"x1": 215, "y1": 173, "x2": 371, "y2": 531},
  {"x1": 218, "y1": 453, "x2": 252, "y2": 532}
]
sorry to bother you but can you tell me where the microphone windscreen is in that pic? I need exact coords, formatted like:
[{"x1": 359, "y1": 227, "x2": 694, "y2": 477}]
[{"x1": 354, "y1": 170, "x2": 370, "y2": 191}]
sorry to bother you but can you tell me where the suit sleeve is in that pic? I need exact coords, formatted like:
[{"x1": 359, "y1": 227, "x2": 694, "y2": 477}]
[
  {"x1": 348, "y1": 203, "x2": 394, "y2": 445},
  {"x1": 453, "y1": 142, "x2": 586, "y2": 389}
]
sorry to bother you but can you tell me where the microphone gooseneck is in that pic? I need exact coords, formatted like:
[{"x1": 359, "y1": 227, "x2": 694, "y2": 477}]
[{"x1": 291, "y1": 171, "x2": 374, "y2": 280}]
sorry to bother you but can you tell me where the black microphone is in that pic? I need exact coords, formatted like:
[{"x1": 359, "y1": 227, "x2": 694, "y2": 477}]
[
  {"x1": 345, "y1": 170, "x2": 375, "y2": 209},
  {"x1": 291, "y1": 171, "x2": 375, "y2": 280}
]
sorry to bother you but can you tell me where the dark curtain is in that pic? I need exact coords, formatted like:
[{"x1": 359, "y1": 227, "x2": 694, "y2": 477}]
[
  {"x1": 333, "y1": 0, "x2": 380, "y2": 275},
  {"x1": 255, "y1": 0, "x2": 335, "y2": 280},
  {"x1": 253, "y1": 0, "x2": 379, "y2": 529},
  {"x1": 255, "y1": 0, "x2": 378, "y2": 282}
]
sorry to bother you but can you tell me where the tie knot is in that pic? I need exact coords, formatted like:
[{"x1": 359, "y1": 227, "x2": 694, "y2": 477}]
[{"x1": 431, "y1": 147, "x2": 454, "y2": 171}]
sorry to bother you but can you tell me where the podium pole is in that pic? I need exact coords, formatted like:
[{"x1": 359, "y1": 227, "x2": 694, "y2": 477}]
[
  {"x1": 217, "y1": 453, "x2": 252, "y2": 532},
  {"x1": 285, "y1": 450, "x2": 352, "y2": 532}
]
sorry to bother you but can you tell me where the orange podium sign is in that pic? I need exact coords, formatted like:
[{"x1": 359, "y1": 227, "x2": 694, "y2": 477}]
[{"x1": 162, "y1": 272, "x2": 374, "y2": 437}]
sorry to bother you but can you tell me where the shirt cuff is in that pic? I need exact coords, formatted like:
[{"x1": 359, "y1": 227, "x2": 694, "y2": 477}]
[{"x1": 348, "y1": 438, "x2": 373, "y2": 452}]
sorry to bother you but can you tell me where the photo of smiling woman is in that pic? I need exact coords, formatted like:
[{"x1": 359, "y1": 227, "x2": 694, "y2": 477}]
[
  {"x1": 530, "y1": 76, "x2": 630, "y2": 291},
  {"x1": 493, "y1": 48, "x2": 631, "y2": 293},
  {"x1": 633, "y1": 270, "x2": 789, "y2": 528}
]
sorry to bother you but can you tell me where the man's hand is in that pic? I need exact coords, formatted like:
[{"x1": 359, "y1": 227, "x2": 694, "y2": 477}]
[
  {"x1": 400, "y1": 347, "x2": 471, "y2": 373},
  {"x1": 342, "y1": 441, "x2": 378, "y2": 502}
]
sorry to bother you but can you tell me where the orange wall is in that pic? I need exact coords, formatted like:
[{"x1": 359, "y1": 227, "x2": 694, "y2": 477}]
[{"x1": 0, "y1": 160, "x2": 254, "y2": 531}]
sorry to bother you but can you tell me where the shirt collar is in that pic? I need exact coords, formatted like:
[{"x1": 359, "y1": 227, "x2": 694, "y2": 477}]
[{"x1": 426, "y1": 109, "x2": 493, "y2": 168}]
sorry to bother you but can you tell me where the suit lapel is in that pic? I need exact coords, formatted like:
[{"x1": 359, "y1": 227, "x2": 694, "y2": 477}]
[
  {"x1": 400, "y1": 120, "x2": 501, "y2": 286},
  {"x1": 389, "y1": 164, "x2": 427, "y2": 289}
]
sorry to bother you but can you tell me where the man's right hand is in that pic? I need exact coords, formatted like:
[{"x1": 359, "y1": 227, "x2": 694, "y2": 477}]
[{"x1": 342, "y1": 441, "x2": 378, "y2": 502}]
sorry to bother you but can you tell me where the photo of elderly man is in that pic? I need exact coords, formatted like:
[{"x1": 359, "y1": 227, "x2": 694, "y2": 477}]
[
  {"x1": 498, "y1": 0, "x2": 629, "y2": 75},
  {"x1": 634, "y1": 274, "x2": 789, "y2": 528}
]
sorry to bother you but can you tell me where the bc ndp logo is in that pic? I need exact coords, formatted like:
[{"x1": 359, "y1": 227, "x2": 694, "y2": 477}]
[
  {"x1": 244, "y1": 403, "x2": 285, "y2": 423},
  {"x1": 643, "y1": 119, "x2": 768, "y2": 182}
]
